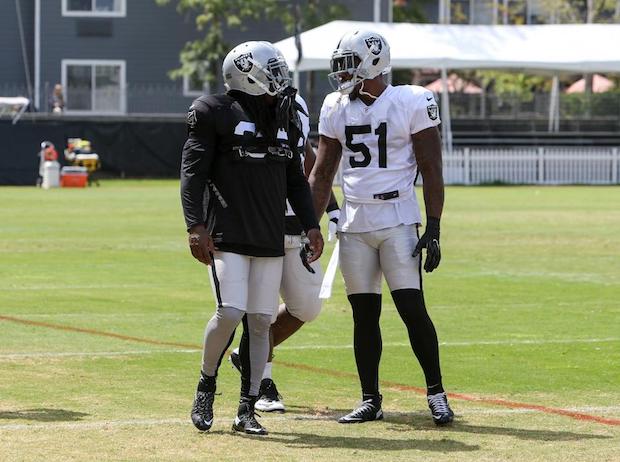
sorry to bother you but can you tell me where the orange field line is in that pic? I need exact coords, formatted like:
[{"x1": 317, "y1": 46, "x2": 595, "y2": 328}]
[
  {"x1": 276, "y1": 360, "x2": 620, "y2": 426},
  {"x1": 0, "y1": 315, "x2": 197, "y2": 350},
  {"x1": 3, "y1": 314, "x2": 619, "y2": 427}
]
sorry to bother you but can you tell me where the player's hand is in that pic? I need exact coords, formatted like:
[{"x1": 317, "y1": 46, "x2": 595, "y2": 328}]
[
  {"x1": 188, "y1": 225, "x2": 215, "y2": 266},
  {"x1": 327, "y1": 209, "x2": 340, "y2": 242},
  {"x1": 412, "y1": 217, "x2": 441, "y2": 273},
  {"x1": 305, "y1": 228, "x2": 324, "y2": 263}
]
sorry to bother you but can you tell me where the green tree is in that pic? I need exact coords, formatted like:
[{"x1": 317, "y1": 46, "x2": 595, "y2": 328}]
[
  {"x1": 475, "y1": 71, "x2": 549, "y2": 100},
  {"x1": 155, "y1": 0, "x2": 347, "y2": 88}
]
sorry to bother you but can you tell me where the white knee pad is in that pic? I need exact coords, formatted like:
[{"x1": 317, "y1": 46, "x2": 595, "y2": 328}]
[
  {"x1": 213, "y1": 305, "x2": 245, "y2": 328},
  {"x1": 287, "y1": 298, "x2": 322, "y2": 323},
  {"x1": 246, "y1": 313, "x2": 272, "y2": 337}
]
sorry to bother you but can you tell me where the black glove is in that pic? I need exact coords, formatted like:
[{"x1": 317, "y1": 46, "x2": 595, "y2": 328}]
[
  {"x1": 299, "y1": 243, "x2": 316, "y2": 274},
  {"x1": 412, "y1": 217, "x2": 441, "y2": 273}
]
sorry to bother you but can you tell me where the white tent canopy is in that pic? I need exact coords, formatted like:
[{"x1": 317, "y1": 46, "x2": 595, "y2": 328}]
[
  {"x1": 275, "y1": 21, "x2": 620, "y2": 73},
  {"x1": 275, "y1": 21, "x2": 620, "y2": 145},
  {"x1": 0, "y1": 96, "x2": 29, "y2": 124}
]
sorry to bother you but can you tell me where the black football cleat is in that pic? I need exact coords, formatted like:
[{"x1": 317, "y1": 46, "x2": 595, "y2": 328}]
[
  {"x1": 427, "y1": 392, "x2": 454, "y2": 425},
  {"x1": 191, "y1": 390, "x2": 215, "y2": 431},
  {"x1": 255, "y1": 378, "x2": 285, "y2": 412},
  {"x1": 232, "y1": 397, "x2": 268, "y2": 436},
  {"x1": 338, "y1": 395, "x2": 384, "y2": 424}
]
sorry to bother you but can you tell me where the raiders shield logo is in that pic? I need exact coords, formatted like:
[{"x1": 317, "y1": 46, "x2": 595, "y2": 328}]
[
  {"x1": 234, "y1": 53, "x2": 253, "y2": 73},
  {"x1": 364, "y1": 36, "x2": 382, "y2": 55},
  {"x1": 187, "y1": 108, "x2": 197, "y2": 128},
  {"x1": 427, "y1": 104, "x2": 438, "y2": 120}
]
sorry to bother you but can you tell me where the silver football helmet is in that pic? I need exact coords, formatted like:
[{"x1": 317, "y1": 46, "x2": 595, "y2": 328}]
[
  {"x1": 328, "y1": 30, "x2": 391, "y2": 95},
  {"x1": 222, "y1": 41, "x2": 292, "y2": 96}
]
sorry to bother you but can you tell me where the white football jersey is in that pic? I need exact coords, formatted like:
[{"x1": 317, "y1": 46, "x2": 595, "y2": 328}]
[
  {"x1": 285, "y1": 94, "x2": 311, "y2": 217},
  {"x1": 319, "y1": 85, "x2": 440, "y2": 232}
]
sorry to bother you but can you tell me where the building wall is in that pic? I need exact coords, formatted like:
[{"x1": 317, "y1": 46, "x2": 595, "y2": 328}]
[
  {"x1": 0, "y1": 0, "x2": 35, "y2": 97},
  {"x1": 39, "y1": 0, "x2": 203, "y2": 113}
]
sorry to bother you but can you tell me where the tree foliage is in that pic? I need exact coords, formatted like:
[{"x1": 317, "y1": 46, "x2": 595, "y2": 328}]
[
  {"x1": 156, "y1": 0, "x2": 347, "y2": 86},
  {"x1": 475, "y1": 71, "x2": 550, "y2": 100}
]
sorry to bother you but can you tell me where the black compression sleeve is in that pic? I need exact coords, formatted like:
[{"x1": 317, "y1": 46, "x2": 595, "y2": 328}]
[
  {"x1": 180, "y1": 99, "x2": 217, "y2": 230},
  {"x1": 326, "y1": 193, "x2": 339, "y2": 213}
]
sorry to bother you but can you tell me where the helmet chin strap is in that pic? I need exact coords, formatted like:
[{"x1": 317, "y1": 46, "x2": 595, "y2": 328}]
[{"x1": 358, "y1": 80, "x2": 378, "y2": 100}]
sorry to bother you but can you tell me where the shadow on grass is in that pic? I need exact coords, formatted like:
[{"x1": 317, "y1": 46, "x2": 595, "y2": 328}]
[
  {"x1": 247, "y1": 430, "x2": 480, "y2": 452},
  {"x1": 385, "y1": 412, "x2": 612, "y2": 442},
  {"x1": 285, "y1": 406, "x2": 611, "y2": 443},
  {"x1": 0, "y1": 408, "x2": 89, "y2": 422}
]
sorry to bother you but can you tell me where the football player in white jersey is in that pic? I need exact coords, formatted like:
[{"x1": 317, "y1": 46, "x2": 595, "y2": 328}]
[
  {"x1": 309, "y1": 30, "x2": 454, "y2": 425},
  {"x1": 230, "y1": 93, "x2": 341, "y2": 413}
]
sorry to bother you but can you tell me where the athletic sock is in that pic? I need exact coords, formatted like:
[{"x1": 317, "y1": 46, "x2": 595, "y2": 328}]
[
  {"x1": 348, "y1": 293, "x2": 382, "y2": 396},
  {"x1": 197, "y1": 371, "x2": 216, "y2": 393},
  {"x1": 391, "y1": 288, "x2": 443, "y2": 390},
  {"x1": 427, "y1": 383, "x2": 445, "y2": 395},
  {"x1": 262, "y1": 362, "x2": 273, "y2": 380}
]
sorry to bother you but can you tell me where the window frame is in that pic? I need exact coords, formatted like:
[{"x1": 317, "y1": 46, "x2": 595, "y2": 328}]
[
  {"x1": 62, "y1": 0, "x2": 127, "y2": 18},
  {"x1": 62, "y1": 59, "x2": 127, "y2": 115},
  {"x1": 183, "y1": 74, "x2": 210, "y2": 98}
]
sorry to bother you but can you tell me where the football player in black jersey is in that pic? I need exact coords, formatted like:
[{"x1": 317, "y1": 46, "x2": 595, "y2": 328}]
[
  {"x1": 229, "y1": 130, "x2": 341, "y2": 413},
  {"x1": 181, "y1": 40, "x2": 323, "y2": 436}
]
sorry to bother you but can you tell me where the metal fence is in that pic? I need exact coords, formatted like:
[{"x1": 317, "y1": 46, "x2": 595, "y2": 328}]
[
  {"x1": 444, "y1": 147, "x2": 620, "y2": 184},
  {"x1": 3, "y1": 81, "x2": 620, "y2": 120},
  {"x1": 0, "y1": 82, "x2": 194, "y2": 115},
  {"x1": 449, "y1": 92, "x2": 620, "y2": 120}
]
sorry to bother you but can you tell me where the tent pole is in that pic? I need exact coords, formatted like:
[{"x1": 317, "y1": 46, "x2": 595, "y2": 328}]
[
  {"x1": 554, "y1": 76, "x2": 560, "y2": 132},
  {"x1": 440, "y1": 68, "x2": 453, "y2": 155},
  {"x1": 374, "y1": 0, "x2": 381, "y2": 22},
  {"x1": 294, "y1": 70, "x2": 300, "y2": 92},
  {"x1": 548, "y1": 75, "x2": 559, "y2": 133}
]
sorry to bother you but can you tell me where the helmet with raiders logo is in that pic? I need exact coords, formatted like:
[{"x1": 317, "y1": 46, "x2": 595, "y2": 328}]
[
  {"x1": 222, "y1": 41, "x2": 292, "y2": 96},
  {"x1": 328, "y1": 30, "x2": 391, "y2": 95}
]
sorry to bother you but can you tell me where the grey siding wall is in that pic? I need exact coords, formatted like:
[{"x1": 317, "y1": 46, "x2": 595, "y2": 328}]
[
  {"x1": 40, "y1": 0, "x2": 202, "y2": 113},
  {"x1": 0, "y1": 0, "x2": 35, "y2": 98}
]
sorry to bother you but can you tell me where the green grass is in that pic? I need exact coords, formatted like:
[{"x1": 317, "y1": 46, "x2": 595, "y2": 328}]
[{"x1": 1, "y1": 181, "x2": 619, "y2": 461}]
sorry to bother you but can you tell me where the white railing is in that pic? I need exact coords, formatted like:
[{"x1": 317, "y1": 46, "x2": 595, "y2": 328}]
[
  {"x1": 332, "y1": 146, "x2": 619, "y2": 186},
  {"x1": 444, "y1": 147, "x2": 620, "y2": 185}
]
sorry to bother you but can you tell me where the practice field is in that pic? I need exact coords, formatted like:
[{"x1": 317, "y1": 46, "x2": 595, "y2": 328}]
[{"x1": 0, "y1": 181, "x2": 618, "y2": 462}]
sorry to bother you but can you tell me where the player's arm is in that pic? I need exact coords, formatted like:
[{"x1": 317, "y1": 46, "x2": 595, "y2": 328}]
[
  {"x1": 304, "y1": 140, "x2": 340, "y2": 238},
  {"x1": 180, "y1": 100, "x2": 217, "y2": 266},
  {"x1": 286, "y1": 150, "x2": 323, "y2": 262},
  {"x1": 308, "y1": 135, "x2": 342, "y2": 221},
  {"x1": 413, "y1": 126, "x2": 444, "y2": 220},
  {"x1": 412, "y1": 126, "x2": 444, "y2": 272}
]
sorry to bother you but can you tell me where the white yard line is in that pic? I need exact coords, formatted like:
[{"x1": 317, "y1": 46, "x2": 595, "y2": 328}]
[
  {"x1": 1, "y1": 406, "x2": 619, "y2": 431},
  {"x1": 1, "y1": 337, "x2": 618, "y2": 360},
  {"x1": 278, "y1": 337, "x2": 620, "y2": 350}
]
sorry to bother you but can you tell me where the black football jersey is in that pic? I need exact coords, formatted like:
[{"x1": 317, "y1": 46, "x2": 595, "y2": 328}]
[{"x1": 180, "y1": 93, "x2": 319, "y2": 257}]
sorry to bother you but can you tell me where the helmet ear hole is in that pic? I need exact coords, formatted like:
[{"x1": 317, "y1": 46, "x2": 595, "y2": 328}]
[{"x1": 372, "y1": 58, "x2": 379, "y2": 66}]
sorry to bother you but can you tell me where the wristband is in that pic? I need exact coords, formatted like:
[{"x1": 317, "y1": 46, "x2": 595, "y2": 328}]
[{"x1": 327, "y1": 209, "x2": 340, "y2": 222}]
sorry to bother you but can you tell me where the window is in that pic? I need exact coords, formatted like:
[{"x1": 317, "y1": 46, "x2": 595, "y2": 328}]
[
  {"x1": 62, "y1": 60, "x2": 126, "y2": 114},
  {"x1": 183, "y1": 74, "x2": 210, "y2": 97},
  {"x1": 62, "y1": 0, "x2": 126, "y2": 17}
]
